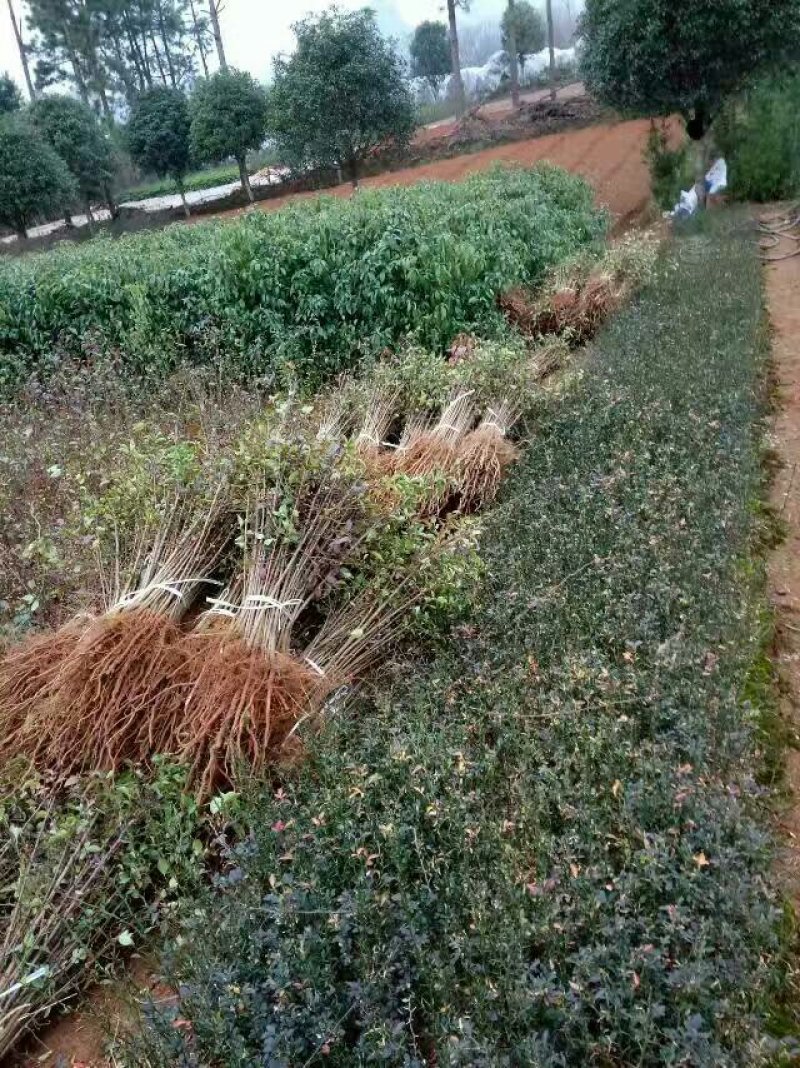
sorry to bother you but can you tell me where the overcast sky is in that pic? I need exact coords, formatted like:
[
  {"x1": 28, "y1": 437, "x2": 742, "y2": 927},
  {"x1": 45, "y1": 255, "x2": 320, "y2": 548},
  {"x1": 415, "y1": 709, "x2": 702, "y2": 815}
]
[{"x1": 1, "y1": 0, "x2": 515, "y2": 94}]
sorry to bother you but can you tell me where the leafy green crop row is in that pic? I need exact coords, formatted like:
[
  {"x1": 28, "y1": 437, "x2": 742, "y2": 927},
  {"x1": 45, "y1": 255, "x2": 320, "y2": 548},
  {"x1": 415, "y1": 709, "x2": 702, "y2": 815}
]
[
  {"x1": 125, "y1": 217, "x2": 789, "y2": 1066},
  {"x1": 0, "y1": 165, "x2": 605, "y2": 391}
]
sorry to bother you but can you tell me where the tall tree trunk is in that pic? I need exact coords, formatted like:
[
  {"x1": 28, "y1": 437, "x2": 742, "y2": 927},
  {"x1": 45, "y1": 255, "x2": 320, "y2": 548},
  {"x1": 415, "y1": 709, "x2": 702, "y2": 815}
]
[
  {"x1": 176, "y1": 177, "x2": 190, "y2": 217},
  {"x1": 208, "y1": 0, "x2": 227, "y2": 71},
  {"x1": 189, "y1": 0, "x2": 209, "y2": 77},
  {"x1": 103, "y1": 179, "x2": 118, "y2": 219},
  {"x1": 237, "y1": 154, "x2": 254, "y2": 202},
  {"x1": 446, "y1": 0, "x2": 465, "y2": 118},
  {"x1": 64, "y1": 32, "x2": 91, "y2": 105},
  {"x1": 123, "y1": 11, "x2": 150, "y2": 88},
  {"x1": 112, "y1": 32, "x2": 138, "y2": 102},
  {"x1": 150, "y1": 32, "x2": 169, "y2": 84},
  {"x1": 349, "y1": 153, "x2": 360, "y2": 189},
  {"x1": 6, "y1": 0, "x2": 36, "y2": 100},
  {"x1": 96, "y1": 79, "x2": 113, "y2": 123},
  {"x1": 506, "y1": 0, "x2": 519, "y2": 108},
  {"x1": 157, "y1": 0, "x2": 178, "y2": 87},
  {"x1": 545, "y1": 0, "x2": 556, "y2": 101},
  {"x1": 139, "y1": 32, "x2": 155, "y2": 86}
]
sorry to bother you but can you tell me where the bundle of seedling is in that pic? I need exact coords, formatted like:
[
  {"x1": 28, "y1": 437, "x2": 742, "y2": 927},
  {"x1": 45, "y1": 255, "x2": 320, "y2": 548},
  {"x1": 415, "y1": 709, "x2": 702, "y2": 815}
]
[
  {"x1": 0, "y1": 386, "x2": 523, "y2": 796},
  {"x1": 0, "y1": 797, "x2": 125, "y2": 1059},
  {"x1": 352, "y1": 390, "x2": 520, "y2": 516},
  {"x1": 174, "y1": 478, "x2": 402, "y2": 796},
  {"x1": 499, "y1": 230, "x2": 660, "y2": 344},
  {"x1": 2, "y1": 502, "x2": 227, "y2": 775}
]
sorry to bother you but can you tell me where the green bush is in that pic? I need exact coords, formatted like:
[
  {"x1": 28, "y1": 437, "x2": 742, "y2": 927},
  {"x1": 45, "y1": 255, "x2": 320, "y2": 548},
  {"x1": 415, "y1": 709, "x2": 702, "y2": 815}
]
[
  {"x1": 125, "y1": 218, "x2": 790, "y2": 1065},
  {"x1": 0, "y1": 164, "x2": 605, "y2": 392},
  {"x1": 0, "y1": 759, "x2": 202, "y2": 1055},
  {"x1": 716, "y1": 71, "x2": 800, "y2": 202},
  {"x1": 0, "y1": 114, "x2": 77, "y2": 238}
]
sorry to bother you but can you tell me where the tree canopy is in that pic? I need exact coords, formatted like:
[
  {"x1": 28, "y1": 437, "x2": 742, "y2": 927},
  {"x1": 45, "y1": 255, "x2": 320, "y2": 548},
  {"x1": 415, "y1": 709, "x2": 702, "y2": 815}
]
[
  {"x1": 31, "y1": 94, "x2": 114, "y2": 207},
  {"x1": 190, "y1": 68, "x2": 268, "y2": 200},
  {"x1": 0, "y1": 114, "x2": 76, "y2": 237},
  {"x1": 410, "y1": 20, "x2": 451, "y2": 98},
  {"x1": 268, "y1": 8, "x2": 415, "y2": 185},
  {"x1": 580, "y1": 0, "x2": 800, "y2": 137},
  {"x1": 0, "y1": 74, "x2": 23, "y2": 114},
  {"x1": 501, "y1": 1, "x2": 546, "y2": 72},
  {"x1": 127, "y1": 85, "x2": 191, "y2": 209},
  {"x1": 26, "y1": 0, "x2": 213, "y2": 118}
]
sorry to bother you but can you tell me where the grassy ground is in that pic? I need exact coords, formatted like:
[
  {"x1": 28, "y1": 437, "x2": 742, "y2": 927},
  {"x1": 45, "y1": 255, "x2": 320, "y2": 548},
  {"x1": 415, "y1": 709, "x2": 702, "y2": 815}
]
[
  {"x1": 123, "y1": 216, "x2": 793, "y2": 1065},
  {"x1": 117, "y1": 150, "x2": 280, "y2": 203}
]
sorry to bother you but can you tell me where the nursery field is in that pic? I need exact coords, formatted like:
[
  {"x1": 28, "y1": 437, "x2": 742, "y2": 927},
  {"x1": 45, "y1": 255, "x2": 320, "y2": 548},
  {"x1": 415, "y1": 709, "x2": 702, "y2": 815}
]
[
  {"x1": 0, "y1": 165, "x2": 604, "y2": 393},
  {"x1": 120, "y1": 216, "x2": 790, "y2": 1066},
  {"x1": 0, "y1": 167, "x2": 794, "y2": 1065}
]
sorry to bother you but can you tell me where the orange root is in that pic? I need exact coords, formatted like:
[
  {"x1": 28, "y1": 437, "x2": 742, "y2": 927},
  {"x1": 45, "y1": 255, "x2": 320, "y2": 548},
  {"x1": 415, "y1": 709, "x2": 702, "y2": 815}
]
[
  {"x1": 457, "y1": 428, "x2": 520, "y2": 510},
  {"x1": 177, "y1": 629, "x2": 318, "y2": 797},
  {"x1": 0, "y1": 620, "x2": 89, "y2": 761},
  {"x1": 500, "y1": 270, "x2": 627, "y2": 343},
  {"x1": 26, "y1": 610, "x2": 188, "y2": 775}
]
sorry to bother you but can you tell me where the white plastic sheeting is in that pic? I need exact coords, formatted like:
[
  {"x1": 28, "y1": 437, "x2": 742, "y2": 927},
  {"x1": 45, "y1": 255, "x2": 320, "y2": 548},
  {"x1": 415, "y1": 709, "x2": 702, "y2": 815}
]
[{"x1": 412, "y1": 46, "x2": 578, "y2": 104}]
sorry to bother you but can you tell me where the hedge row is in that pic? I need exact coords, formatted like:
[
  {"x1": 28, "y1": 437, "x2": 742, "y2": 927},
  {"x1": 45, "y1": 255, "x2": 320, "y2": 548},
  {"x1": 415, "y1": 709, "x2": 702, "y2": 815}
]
[
  {"x1": 126, "y1": 217, "x2": 788, "y2": 1066},
  {"x1": 0, "y1": 165, "x2": 605, "y2": 392}
]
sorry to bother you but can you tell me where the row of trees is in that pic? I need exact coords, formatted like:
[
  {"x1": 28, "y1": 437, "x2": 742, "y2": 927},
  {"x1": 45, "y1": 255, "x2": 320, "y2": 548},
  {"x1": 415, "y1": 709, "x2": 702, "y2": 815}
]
[
  {"x1": 0, "y1": 9, "x2": 416, "y2": 237},
  {"x1": 128, "y1": 70, "x2": 267, "y2": 214},
  {"x1": 4, "y1": 0, "x2": 228, "y2": 116},
  {"x1": 0, "y1": 93, "x2": 114, "y2": 237},
  {"x1": 0, "y1": 67, "x2": 264, "y2": 234},
  {"x1": 411, "y1": 1, "x2": 560, "y2": 116},
  {"x1": 411, "y1": 3, "x2": 547, "y2": 98},
  {"x1": 5, "y1": 0, "x2": 793, "y2": 237}
]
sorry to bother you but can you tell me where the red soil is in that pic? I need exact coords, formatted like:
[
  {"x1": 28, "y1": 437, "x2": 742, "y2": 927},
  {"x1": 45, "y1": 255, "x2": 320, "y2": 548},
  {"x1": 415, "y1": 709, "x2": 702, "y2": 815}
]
[{"x1": 208, "y1": 116, "x2": 664, "y2": 229}]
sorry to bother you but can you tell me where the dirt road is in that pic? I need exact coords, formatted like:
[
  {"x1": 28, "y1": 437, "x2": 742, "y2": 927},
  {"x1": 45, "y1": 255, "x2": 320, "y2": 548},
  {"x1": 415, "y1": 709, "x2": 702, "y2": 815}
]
[{"x1": 211, "y1": 116, "x2": 659, "y2": 229}]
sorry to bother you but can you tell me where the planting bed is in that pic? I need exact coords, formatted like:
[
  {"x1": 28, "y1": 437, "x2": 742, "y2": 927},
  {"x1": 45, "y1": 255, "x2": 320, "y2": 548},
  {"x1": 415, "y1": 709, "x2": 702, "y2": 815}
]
[
  {"x1": 0, "y1": 212, "x2": 658, "y2": 1062},
  {"x1": 0, "y1": 165, "x2": 604, "y2": 392},
  {"x1": 121, "y1": 217, "x2": 791, "y2": 1066}
]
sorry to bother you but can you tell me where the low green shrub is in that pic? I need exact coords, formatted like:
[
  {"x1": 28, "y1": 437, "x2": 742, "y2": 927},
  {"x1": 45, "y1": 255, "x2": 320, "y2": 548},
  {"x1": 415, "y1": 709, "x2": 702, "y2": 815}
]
[
  {"x1": 715, "y1": 71, "x2": 800, "y2": 202},
  {"x1": 0, "y1": 165, "x2": 605, "y2": 392},
  {"x1": 0, "y1": 759, "x2": 202, "y2": 1054},
  {"x1": 124, "y1": 216, "x2": 790, "y2": 1065}
]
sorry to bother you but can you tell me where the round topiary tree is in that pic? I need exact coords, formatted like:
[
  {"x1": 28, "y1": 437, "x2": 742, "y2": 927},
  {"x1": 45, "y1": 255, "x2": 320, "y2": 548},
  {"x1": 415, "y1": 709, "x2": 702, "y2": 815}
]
[
  {"x1": 410, "y1": 21, "x2": 451, "y2": 100},
  {"x1": 127, "y1": 85, "x2": 192, "y2": 215},
  {"x1": 31, "y1": 94, "x2": 115, "y2": 227},
  {"x1": 0, "y1": 113, "x2": 76, "y2": 239},
  {"x1": 501, "y1": 1, "x2": 545, "y2": 78},
  {"x1": 268, "y1": 8, "x2": 415, "y2": 187},
  {"x1": 580, "y1": 0, "x2": 800, "y2": 205},
  {"x1": 190, "y1": 69, "x2": 268, "y2": 203}
]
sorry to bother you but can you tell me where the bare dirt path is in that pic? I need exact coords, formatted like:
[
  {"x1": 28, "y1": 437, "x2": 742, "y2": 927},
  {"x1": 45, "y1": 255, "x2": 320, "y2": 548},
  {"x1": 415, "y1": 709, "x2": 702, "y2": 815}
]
[
  {"x1": 207, "y1": 116, "x2": 660, "y2": 229},
  {"x1": 764, "y1": 208, "x2": 800, "y2": 901}
]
